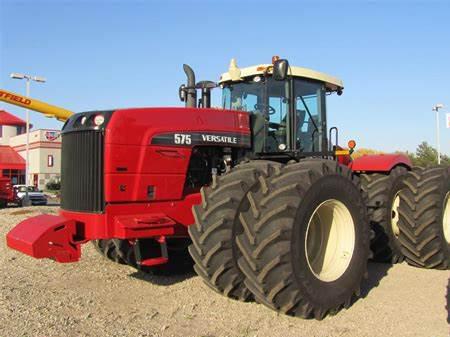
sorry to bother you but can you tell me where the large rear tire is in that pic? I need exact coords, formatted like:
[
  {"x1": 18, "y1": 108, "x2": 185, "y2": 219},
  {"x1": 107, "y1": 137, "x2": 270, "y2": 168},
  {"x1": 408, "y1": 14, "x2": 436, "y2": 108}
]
[
  {"x1": 189, "y1": 160, "x2": 282, "y2": 301},
  {"x1": 236, "y1": 160, "x2": 370, "y2": 319},
  {"x1": 360, "y1": 166, "x2": 407, "y2": 263},
  {"x1": 398, "y1": 167, "x2": 450, "y2": 269}
]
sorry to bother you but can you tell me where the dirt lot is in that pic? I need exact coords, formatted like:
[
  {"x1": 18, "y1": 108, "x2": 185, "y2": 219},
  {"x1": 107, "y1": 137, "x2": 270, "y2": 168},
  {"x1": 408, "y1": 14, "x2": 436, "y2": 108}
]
[{"x1": 1, "y1": 206, "x2": 449, "y2": 337}]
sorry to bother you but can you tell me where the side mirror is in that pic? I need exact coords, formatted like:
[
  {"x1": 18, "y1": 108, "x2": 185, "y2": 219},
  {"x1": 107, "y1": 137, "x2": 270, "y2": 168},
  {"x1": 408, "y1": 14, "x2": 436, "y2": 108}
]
[{"x1": 273, "y1": 59, "x2": 289, "y2": 81}]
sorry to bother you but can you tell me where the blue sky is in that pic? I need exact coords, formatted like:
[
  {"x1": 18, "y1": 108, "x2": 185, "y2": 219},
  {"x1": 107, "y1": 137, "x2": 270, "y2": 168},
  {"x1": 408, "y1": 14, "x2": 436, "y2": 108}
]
[{"x1": 1, "y1": 0, "x2": 449, "y2": 154}]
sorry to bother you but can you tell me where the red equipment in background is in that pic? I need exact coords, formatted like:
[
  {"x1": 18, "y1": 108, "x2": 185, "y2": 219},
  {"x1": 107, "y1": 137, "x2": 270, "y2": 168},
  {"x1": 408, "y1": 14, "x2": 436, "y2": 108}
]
[{"x1": 0, "y1": 177, "x2": 13, "y2": 208}]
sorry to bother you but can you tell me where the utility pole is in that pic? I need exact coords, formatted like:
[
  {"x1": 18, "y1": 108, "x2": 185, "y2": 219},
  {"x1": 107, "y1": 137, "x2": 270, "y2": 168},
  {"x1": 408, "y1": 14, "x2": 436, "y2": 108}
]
[
  {"x1": 432, "y1": 104, "x2": 445, "y2": 165},
  {"x1": 10, "y1": 73, "x2": 46, "y2": 206}
]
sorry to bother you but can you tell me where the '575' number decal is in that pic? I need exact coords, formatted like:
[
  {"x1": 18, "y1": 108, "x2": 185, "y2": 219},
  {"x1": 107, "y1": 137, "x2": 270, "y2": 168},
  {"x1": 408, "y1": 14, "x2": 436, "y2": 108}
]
[{"x1": 174, "y1": 133, "x2": 192, "y2": 145}]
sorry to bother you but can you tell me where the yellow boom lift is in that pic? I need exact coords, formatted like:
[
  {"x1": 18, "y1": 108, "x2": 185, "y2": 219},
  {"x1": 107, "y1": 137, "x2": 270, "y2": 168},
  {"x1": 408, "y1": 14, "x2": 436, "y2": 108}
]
[{"x1": 0, "y1": 88, "x2": 73, "y2": 121}]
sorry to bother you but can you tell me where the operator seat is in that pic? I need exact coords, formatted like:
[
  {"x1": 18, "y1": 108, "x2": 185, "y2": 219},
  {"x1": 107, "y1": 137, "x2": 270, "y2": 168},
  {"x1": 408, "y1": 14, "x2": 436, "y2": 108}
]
[
  {"x1": 296, "y1": 109, "x2": 306, "y2": 130},
  {"x1": 295, "y1": 109, "x2": 307, "y2": 149},
  {"x1": 298, "y1": 114, "x2": 319, "y2": 152},
  {"x1": 252, "y1": 112, "x2": 266, "y2": 153},
  {"x1": 307, "y1": 116, "x2": 320, "y2": 151},
  {"x1": 251, "y1": 112, "x2": 278, "y2": 153}
]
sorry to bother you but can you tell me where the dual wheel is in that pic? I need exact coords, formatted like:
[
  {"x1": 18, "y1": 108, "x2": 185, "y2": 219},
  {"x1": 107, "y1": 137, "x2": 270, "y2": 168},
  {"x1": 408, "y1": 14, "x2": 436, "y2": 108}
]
[
  {"x1": 360, "y1": 166, "x2": 408, "y2": 263},
  {"x1": 361, "y1": 166, "x2": 450, "y2": 269},
  {"x1": 397, "y1": 167, "x2": 450, "y2": 269},
  {"x1": 189, "y1": 159, "x2": 370, "y2": 319}
]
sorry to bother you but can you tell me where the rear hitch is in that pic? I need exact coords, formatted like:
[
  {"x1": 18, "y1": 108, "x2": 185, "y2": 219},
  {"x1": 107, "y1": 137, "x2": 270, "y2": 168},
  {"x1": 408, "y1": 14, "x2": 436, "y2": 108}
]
[
  {"x1": 134, "y1": 236, "x2": 169, "y2": 268},
  {"x1": 6, "y1": 214, "x2": 81, "y2": 263}
]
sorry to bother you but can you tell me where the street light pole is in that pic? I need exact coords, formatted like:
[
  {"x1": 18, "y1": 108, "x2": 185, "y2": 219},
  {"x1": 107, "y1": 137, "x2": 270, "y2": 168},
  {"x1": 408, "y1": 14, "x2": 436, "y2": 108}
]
[
  {"x1": 10, "y1": 73, "x2": 46, "y2": 206},
  {"x1": 25, "y1": 78, "x2": 30, "y2": 190},
  {"x1": 433, "y1": 104, "x2": 445, "y2": 165}
]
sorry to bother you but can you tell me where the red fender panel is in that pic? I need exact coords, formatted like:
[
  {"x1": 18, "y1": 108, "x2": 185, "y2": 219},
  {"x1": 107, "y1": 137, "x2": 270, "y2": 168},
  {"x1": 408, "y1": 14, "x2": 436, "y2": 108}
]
[{"x1": 349, "y1": 153, "x2": 412, "y2": 173}]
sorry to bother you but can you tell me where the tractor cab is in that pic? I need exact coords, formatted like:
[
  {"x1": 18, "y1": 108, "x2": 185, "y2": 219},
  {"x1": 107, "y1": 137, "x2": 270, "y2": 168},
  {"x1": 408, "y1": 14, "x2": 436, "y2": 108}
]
[{"x1": 219, "y1": 57, "x2": 344, "y2": 158}]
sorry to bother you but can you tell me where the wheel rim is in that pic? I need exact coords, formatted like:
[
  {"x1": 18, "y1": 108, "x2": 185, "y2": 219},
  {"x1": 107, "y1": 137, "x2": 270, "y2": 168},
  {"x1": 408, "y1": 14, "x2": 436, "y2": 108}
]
[
  {"x1": 305, "y1": 199, "x2": 355, "y2": 282},
  {"x1": 391, "y1": 193, "x2": 401, "y2": 238},
  {"x1": 443, "y1": 192, "x2": 450, "y2": 244}
]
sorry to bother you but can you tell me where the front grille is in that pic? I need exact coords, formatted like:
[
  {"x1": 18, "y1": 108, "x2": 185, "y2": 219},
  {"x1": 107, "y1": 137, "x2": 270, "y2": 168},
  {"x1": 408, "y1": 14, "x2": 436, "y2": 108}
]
[{"x1": 61, "y1": 130, "x2": 104, "y2": 212}]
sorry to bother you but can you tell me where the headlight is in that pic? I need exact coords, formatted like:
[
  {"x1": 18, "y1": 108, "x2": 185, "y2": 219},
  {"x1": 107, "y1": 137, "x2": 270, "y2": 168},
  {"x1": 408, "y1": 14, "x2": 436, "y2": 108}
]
[{"x1": 93, "y1": 114, "x2": 105, "y2": 126}]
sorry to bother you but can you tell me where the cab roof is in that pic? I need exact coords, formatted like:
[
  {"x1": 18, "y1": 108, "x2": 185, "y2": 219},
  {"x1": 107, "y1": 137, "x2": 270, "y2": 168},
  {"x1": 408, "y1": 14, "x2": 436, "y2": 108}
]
[{"x1": 219, "y1": 63, "x2": 344, "y2": 92}]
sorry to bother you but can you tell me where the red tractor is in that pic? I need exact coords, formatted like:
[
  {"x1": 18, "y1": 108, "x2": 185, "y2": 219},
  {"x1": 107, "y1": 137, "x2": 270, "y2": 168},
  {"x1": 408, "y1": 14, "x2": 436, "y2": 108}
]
[{"x1": 4, "y1": 57, "x2": 448, "y2": 319}]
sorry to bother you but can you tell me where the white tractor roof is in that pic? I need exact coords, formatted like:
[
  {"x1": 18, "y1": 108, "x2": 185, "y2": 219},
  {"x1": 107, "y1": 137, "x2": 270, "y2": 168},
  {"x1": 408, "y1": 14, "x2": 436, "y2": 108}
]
[{"x1": 219, "y1": 62, "x2": 344, "y2": 92}]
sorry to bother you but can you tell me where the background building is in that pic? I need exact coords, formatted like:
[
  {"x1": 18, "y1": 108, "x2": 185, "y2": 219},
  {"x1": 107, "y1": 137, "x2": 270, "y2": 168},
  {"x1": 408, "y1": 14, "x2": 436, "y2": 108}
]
[
  {"x1": 0, "y1": 109, "x2": 60, "y2": 190},
  {"x1": 0, "y1": 109, "x2": 27, "y2": 145},
  {"x1": 0, "y1": 110, "x2": 26, "y2": 185}
]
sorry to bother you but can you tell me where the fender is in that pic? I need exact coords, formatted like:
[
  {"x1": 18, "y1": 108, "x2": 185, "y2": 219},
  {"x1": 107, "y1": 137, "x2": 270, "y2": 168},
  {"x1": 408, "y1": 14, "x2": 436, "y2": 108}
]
[{"x1": 349, "y1": 153, "x2": 412, "y2": 173}]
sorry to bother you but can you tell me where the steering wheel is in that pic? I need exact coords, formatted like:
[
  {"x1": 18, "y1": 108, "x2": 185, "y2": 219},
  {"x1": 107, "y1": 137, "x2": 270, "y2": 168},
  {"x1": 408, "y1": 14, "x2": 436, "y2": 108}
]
[{"x1": 254, "y1": 103, "x2": 276, "y2": 115}]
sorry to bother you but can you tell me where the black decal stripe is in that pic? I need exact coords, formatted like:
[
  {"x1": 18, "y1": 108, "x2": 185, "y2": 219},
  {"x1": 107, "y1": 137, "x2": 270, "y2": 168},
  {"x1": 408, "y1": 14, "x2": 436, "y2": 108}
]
[{"x1": 151, "y1": 132, "x2": 251, "y2": 147}]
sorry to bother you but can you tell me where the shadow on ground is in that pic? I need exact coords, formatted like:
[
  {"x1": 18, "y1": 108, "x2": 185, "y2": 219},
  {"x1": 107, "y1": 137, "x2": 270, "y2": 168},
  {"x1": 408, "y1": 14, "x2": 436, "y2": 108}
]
[
  {"x1": 130, "y1": 259, "x2": 394, "y2": 296},
  {"x1": 360, "y1": 262, "x2": 393, "y2": 298},
  {"x1": 6, "y1": 203, "x2": 59, "y2": 210},
  {"x1": 128, "y1": 248, "x2": 195, "y2": 286},
  {"x1": 129, "y1": 269, "x2": 196, "y2": 286}
]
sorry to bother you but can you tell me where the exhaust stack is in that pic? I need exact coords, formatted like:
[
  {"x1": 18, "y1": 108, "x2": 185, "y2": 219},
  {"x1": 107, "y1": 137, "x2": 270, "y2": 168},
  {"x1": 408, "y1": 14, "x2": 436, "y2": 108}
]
[
  {"x1": 179, "y1": 64, "x2": 197, "y2": 108},
  {"x1": 178, "y1": 65, "x2": 217, "y2": 109}
]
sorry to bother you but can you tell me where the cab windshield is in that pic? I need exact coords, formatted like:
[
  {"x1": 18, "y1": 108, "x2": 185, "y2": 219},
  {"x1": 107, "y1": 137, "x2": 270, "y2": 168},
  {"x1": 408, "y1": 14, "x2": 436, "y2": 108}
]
[{"x1": 222, "y1": 76, "x2": 325, "y2": 153}]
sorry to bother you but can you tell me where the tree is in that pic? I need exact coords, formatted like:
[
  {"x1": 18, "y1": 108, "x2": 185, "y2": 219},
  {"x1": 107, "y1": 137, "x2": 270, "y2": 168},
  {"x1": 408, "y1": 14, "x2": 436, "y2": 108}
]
[
  {"x1": 352, "y1": 148, "x2": 384, "y2": 159},
  {"x1": 408, "y1": 141, "x2": 450, "y2": 167},
  {"x1": 45, "y1": 178, "x2": 61, "y2": 191},
  {"x1": 351, "y1": 142, "x2": 450, "y2": 167}
]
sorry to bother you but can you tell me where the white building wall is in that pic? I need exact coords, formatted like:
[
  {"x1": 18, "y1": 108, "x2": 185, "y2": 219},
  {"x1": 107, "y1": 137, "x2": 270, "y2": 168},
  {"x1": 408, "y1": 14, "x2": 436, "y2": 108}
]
[
  {"x1": 0, "y1": 125, "x2": 19, "y2": 145},
  {"x1": 10, "y1": 129, "x2": 61, "y2": 190},
  {"x1": 37, "y1": 147, "x2": 61, "y2": 188}
]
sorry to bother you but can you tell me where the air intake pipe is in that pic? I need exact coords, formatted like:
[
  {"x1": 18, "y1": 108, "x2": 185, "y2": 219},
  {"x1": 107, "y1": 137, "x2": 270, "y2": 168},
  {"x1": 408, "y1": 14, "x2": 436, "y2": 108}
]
[
  {"x1": 179, "y1": 64, "x2": 197, "y2": 108},
  {"x1": 196, "y1": 81, "x2": 217, "y2": 108}
]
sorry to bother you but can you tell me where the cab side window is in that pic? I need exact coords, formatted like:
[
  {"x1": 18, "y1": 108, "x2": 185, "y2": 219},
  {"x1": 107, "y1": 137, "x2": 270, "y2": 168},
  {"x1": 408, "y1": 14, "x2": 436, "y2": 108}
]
[{"x1": 295, "y1": 81, "x2": 324, "y2": 152}]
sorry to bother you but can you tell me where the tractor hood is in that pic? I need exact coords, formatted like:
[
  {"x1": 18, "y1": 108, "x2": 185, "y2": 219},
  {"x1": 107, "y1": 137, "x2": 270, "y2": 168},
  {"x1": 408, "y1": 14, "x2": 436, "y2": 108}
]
[{"x1": 104, "y1": 107, "x2": 251, "y2": 146}]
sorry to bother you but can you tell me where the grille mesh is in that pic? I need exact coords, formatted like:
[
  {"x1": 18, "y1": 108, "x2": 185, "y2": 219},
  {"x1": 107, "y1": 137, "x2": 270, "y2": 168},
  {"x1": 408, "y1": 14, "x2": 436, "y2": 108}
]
[{"x1": 61, "y1": 131, "x2": 104, "y2": 212}]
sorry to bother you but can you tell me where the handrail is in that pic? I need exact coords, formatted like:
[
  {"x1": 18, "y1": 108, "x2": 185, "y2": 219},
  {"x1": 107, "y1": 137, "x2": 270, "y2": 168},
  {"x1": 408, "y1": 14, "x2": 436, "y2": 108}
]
[{"x1": 329, "y1": 127, "x2": 338, "y2": 151}]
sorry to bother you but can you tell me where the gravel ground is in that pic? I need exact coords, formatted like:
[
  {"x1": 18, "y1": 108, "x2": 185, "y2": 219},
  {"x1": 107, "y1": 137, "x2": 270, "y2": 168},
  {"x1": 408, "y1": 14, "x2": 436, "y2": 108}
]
[{"x1": 1, "y1": 206, "x2": 449, "y2": 337}]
